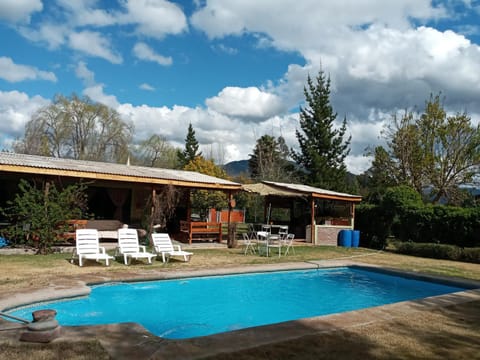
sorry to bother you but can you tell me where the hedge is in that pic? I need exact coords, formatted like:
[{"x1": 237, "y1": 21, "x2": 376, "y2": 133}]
[{"x1": 394, "y1": 242, "x2": 480, "y2": 264}]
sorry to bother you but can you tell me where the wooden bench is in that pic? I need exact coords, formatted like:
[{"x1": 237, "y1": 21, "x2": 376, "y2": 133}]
[
  {"x1": 180, "y1": 221, "x2": 222, "y2": 244},
  {"x1": 57, "y1": 219, "x2": 88, "y2": 243}
]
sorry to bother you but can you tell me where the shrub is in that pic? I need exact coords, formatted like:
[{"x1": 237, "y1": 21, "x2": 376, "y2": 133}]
[
  {"x1": 355, "y1": 204, "x2": 392, "y2": 249},
  {"x1": 1, "y1": 179, "x2": 89, "y2": 254},
  {"x1": 394, "y1": 242, "x2": 480, "y2": 264}
]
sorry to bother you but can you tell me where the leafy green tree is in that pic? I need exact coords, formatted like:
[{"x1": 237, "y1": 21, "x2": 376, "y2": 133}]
[
  {"x1": 1, "y1": 180, "x2": 89, "y2": 254},
  {"x1": 379, "y1": 94, "x2": 480, "y2": 204},
  {"x1": 177, "y1": 123, "x2": 202, "y2": 167},
  {"x1": 14, "y1": 94, "x2": 134, "y2": 163},
  {"x1": 184, "y1": 156, "x2": 230, "y2": 219},
  {"x1": 362, "y1": 146, "x2": 400, "y2": 203},
  {"x1": 249, "y1": 135, "x2": 294, "y2": 181},
  {"x1": 292, "y1": 70, "x2": 351, "y2": 191}
]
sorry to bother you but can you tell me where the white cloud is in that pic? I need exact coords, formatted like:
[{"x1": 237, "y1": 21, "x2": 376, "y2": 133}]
[
  {"x1": 75, "y1": 61, "x2": 95, "y2": 87},
  {"x1": 0, "y1": 0, "x2": 42, "y2": 23},
  {"x1": 190, "y1": 0, "x2": 446, "y2": 42},
  {"x1": 83, "y1": 84, "x2": 120, "y2": 109},
  {"x1": 206, "y1": 87, "x2": 286, "y2": 121},
  {"x1": 69, "y1": 31, "x2": 122, "y2": 64},
  {"x1": 122, "y1": 0, "x2": 188, "y2": 39},
  {"x1": 133, "y1": 42, "x2": 172, "y2": 66},
  {"x1": 345, "y1": 154, "x2": 373, "y2": 176},
  {"x1": 18, "y1": 23, "x2": 69, "y2": 50},
  {"x1": 0, "y1": 90, "x2": 49, "y2": 148},
  {"x1": 139, "y1": 83, "x2": 155, "y2": 91},
  {"x1": 115, "y1": 98, "x2": 299, "y2": 165},
  {"x1": 0, "y1": 57, "x2": 57, "y2": 83},
  {"x1": 55, "y1": 0, "x2": 117, "y2": 27}
]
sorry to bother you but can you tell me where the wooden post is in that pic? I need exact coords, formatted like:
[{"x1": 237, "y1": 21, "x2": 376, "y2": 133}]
[
  {"x1": 227, "y1": 191, "x2": 237, "y2": 248},
  {"x1": 186, "y1": 189, "x2": 191, "y2": 221},
  {"x1": 149, "y1": 187, "x2": 156, "y2": 246},
  {"x1": 351, "y1": 202, "x2": 355, "y2": 229},
  {"x1": 310, "y1": 197, "x2": 315, "y2": 245}
]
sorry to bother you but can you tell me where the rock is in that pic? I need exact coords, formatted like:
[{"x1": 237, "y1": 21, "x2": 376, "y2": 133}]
[
  {"x1": 27, "y1": 319, "x2": 59, "y2": 331},
  {"x1": 20, "y1": 326, "x2": 62, "y2": 343},
  {"x1": 32, "y1": 309, "x2": 57, "y2": 322}
]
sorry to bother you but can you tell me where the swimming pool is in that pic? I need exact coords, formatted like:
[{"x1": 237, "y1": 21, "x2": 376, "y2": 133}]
[{"x1": 8, "y1": 267, "x2": 469, "y2": 339}]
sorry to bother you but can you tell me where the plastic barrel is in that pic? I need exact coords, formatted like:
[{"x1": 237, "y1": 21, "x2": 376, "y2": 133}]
[
  {"x1": 351, "y1": 230, "x2": 360, "y2": 248},
  {"x1": 337, "y1": 229, "x2": 352, "y2": 247}
]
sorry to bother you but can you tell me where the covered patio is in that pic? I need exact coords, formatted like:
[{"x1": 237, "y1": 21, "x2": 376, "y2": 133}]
[{"x1": 242, "y1": 181, "x2": 362, "y2": 245}]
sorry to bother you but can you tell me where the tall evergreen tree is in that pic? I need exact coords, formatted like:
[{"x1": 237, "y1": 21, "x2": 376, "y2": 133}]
[
  {"x1": 292, "y1": 70, "x2": 351, "y2": 191},
  {"x1": 178, "y1": 123, "x2": 202, "y2": 167},
  {"x1": 249, "y1": 135, "x2": 295, "y2": 182}
]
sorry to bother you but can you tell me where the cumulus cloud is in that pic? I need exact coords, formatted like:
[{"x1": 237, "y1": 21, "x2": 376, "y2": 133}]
[
  {"x1": 0, "y1": 0, "x2": 42, "y2": 23},
  {"x1": 69, "y1": 30, "x2": 122, "y2": 64},
  {"x1": 122, "y1": 0, "x2": 188, "y2": 38},
  {"x1": 0, "y1": 90, "x2": 49, "y2": 147},
  {"x1": 83, "y1": 84, "x2": 120, "y2": 109},
  {"x1": 133, "y1": 42, "x2": 172, "y2": 66},
  {"x1": 190, "y1": 0, "x2": 446, "y2": 43},
  {"x1": 206, "y1": 87, "x2": 286, "y2": 121},
  {"x1": 0, "y1": 57, "x2": 57, "y2": 83}
]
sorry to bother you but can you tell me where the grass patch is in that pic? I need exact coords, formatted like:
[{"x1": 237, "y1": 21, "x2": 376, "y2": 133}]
[{"x1": 0, "y1": 340, "x2": 109, "y2": 360}]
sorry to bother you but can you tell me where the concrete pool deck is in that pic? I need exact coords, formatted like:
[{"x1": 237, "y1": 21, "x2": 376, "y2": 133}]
[{"x1": 1, "y1": 260, "x2": 480, "y2": 360}]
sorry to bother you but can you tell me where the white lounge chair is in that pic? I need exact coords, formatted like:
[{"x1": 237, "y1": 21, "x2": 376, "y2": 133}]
[
  {"x1": 72, "y1": 229, "x2": 114, "y2": 266},
  {"x1": 151, "y1": 233, "x2": 193, "y2": 263},
  {"x1": 117, "y1": 228, "x2": 155, "y2": 265}
]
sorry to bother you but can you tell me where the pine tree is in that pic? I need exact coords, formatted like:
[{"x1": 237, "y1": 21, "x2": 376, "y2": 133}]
[
  {"x1": 178, "y1": 123, "x2": 202, "y2": 167},
  {"x1": 248, "y1": 135, "x2": 295, "y2": 182},
  {"x1": 292, "y1": 70, "x2": 351, "y2": 191}
]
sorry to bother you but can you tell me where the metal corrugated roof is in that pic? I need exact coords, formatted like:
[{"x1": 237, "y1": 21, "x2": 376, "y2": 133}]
[
  {"x1": 0, "y1": 152, "x2": 241, "y2": 189},
  {"x1": 243, "y1": 180, "x2": 362, "y2": 201}
]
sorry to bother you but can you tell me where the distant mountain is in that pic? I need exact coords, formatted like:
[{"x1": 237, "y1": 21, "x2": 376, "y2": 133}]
[{"x1": 223, "y1": 160, "x2": 250, "y2": 177}]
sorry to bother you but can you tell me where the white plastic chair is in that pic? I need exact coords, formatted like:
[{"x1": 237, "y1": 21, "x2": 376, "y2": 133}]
[
  {"x1": 151, "y1": 233, "x2": 193, "y2": 263},
  {"x1": 72, "y1": 229, "x2": 114, "y2": 266},
  {"x1": 117, "y1": 228, "x2": 155, "y2": 265},
  {"x1": 256, "y1": 231, "x2": 269, "y2": 256},
  {"x1": 283, "y1": 233, "x2": 296, "y2": 256},
  {"x1": 278, "y1": 226, "x2": 289, "y2": 240},
  {"x1": 242, "y1": 232, "x2": 257, "y2": 255}
]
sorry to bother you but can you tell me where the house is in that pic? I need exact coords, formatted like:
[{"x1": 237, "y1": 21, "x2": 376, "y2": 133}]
[{"x1": 0, "y1": 152, "x2": 242, "y2": 241}]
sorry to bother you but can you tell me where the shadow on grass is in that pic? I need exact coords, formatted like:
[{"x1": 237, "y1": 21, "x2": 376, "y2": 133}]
[{"x1": 201, "y1": 300, "x2": 480, "y2": 360}]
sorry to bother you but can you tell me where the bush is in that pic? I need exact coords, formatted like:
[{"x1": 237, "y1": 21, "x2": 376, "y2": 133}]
[
  {"x1": 355, "y1": 204, "x2": 392, "y2": 249},
  {"x1": 1, "y1": 179, "x2": 89, "y2": 254},
  {"x1": 461, "y1": 248, "x2": 480, "y2": 263},
  {"x1": 394, "y1": 242, "x2": 480, "y2": 264}
]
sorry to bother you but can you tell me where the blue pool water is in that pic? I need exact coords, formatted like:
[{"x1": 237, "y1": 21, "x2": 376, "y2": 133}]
[{"x1": 8, "y1": 267, "x2": 468, "y2": 339}]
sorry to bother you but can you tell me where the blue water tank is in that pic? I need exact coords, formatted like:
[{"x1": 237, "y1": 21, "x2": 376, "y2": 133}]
[
  {"x1": 352, "y1": 230, "x2": 360, "y2": 248},
  {"x1": 337, "y1": 230, "x2": 352, "y2": 247}
]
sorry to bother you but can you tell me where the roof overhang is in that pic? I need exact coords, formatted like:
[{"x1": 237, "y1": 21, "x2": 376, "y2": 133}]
[
  {"x1": 242, "y1": 181, "x2": 362, "y2": 202},
  {"x1": 0, "y1": 153, "x2": 242, "y2": 191}
]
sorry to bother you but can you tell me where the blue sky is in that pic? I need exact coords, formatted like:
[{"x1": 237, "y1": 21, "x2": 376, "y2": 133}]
[{"x1": 1, "y1": 0, "x2": 480, "y2": 174}]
